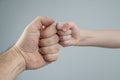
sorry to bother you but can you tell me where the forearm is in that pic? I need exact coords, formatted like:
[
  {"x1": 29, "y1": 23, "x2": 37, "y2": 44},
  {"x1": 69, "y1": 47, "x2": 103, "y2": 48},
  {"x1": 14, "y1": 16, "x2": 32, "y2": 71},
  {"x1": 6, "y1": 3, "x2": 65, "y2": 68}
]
[
  {"x1": 0, "y1": 47, "x2": 25, "y2": 80},
  {"x1": 79, "y1": 30, "x2": 120, "y2": 48}
]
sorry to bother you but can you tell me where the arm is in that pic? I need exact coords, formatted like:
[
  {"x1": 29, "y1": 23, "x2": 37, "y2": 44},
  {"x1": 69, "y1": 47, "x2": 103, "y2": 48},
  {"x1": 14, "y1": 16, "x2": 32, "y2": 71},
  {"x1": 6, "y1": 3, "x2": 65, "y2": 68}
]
[
  {"x1": 0, "y1": 16, "x2": 60, "y2": 80},
  {"x1": 57, "y1": 22, "x2": 120, "y2": 48},
  {"x1": 79, "y1": 30, "x2": 120, "y2": 48},
  {"x1": 0, "y1": 48, "x2": 25, "y2": 80}
]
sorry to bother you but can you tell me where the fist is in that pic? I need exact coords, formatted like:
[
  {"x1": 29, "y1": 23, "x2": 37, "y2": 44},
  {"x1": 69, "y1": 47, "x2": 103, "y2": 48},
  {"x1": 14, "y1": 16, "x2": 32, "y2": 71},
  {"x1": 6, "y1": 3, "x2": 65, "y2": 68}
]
[
  {"x1": 57, "y1": 22, "x2": 80, "y2": 47},
  {"x1": 14, "y1": 16, "x2": 60, "y2": 70}
]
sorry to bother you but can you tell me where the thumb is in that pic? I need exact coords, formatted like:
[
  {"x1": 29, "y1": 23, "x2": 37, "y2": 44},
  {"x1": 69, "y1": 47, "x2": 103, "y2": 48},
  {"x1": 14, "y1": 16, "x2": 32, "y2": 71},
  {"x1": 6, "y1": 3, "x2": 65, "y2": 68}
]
[
  {"x1": 26, "y1": 16, "x2": 54, "y2": 31},
  {"x1": 40, "y1": 16, "x2": 54, "y2": 27}
]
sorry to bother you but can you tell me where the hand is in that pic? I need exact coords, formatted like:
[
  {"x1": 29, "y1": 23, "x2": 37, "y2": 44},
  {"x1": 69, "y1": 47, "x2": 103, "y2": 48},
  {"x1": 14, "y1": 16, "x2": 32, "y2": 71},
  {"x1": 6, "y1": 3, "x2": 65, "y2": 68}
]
[
  {"x1": 13, "y1": 16, "x2": 60, "y2": 70},
  {"x1": 57, "y1": 22, "x2": 80, "y2": 47}
]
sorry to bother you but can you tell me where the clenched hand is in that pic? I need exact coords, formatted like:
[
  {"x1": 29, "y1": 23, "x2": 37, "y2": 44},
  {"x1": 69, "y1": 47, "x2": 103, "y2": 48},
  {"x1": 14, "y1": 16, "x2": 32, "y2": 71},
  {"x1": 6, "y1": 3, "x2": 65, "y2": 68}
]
[{"x1": 14, "y1": 16, "x2": 60, "y2": 70}]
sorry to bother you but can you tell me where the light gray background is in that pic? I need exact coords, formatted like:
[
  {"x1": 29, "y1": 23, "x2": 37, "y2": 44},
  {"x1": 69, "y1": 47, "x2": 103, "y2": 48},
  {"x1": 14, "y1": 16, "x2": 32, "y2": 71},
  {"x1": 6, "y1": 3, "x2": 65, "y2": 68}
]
[{"x1": 0, "y1": 0, "x2": 120, "y2": 80}]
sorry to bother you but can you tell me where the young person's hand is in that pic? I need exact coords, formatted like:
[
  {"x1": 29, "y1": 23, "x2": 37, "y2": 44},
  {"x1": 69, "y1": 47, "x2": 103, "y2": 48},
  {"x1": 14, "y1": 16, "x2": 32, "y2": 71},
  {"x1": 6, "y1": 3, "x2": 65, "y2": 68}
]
[
  {"x1": 57, "y1": 22, "x2": 120, "y2": 48},
  {"x1": 57, "y1": 22, "x2": 80, "y2": 47}
]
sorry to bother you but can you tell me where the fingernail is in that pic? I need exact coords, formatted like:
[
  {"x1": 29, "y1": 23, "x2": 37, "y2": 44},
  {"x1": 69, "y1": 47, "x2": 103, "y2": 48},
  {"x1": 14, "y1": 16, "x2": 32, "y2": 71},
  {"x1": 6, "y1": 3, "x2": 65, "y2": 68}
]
[{"x1": 40, "y1": 25, "x2": 45, "y2": 31}]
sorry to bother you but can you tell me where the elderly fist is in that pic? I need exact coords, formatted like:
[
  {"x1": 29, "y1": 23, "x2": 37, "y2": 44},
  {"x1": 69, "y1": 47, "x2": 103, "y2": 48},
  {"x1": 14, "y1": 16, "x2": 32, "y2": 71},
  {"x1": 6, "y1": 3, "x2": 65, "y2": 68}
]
[{"x1": 14, "y1": 16, "x2": 60, "y2": 70}]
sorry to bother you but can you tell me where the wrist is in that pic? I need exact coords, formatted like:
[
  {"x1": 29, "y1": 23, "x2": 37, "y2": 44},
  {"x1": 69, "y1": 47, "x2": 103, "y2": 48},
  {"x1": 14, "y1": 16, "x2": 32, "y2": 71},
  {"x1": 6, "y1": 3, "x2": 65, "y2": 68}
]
[
  {"x1": 0, "y1": 47, "x2": 26, "y2": 80},
  {"x1": 77, "y1": 30, "x2": 95, "y2": 46},
  {"x1": 12, "y1": 46, "x2": 26, "y2": 71}
]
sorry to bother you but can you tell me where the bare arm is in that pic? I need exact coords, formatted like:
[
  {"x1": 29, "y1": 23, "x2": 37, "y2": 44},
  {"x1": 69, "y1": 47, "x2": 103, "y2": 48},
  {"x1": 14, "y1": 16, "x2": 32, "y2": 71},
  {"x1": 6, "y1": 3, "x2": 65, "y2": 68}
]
[
  {"x1": 79, "y1": 30, "x2": 120, "y2": 48},
  {"x1": 0, "y1": 48, "x2": 25, "y2": 80},
  {"x1": 57, "y1": 22, "x2": 120, "y2": 48}
]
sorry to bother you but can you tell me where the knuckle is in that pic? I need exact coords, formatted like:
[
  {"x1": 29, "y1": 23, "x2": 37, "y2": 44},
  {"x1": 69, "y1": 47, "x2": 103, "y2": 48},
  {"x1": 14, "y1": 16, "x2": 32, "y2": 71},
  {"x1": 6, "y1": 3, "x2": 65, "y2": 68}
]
[
  {"x1": 62, "y1": 44, "x2": 69, "y2": 47},
  {"x1": 40, "y1": 47, "x2": 49, "y2": 54},
  {"x1": 60, "y1": 36, "x2": 65, "y2": 41},
  {"x1": 62, "y1": 36, "x2": 66, "y2": 40},
  {"x1": 41, "y1": 25, "x2": 57, "y2": 38},
  {"x1": 48, "y1": 47, "x2": 57, "y2": 54},
  {"x1": 54, "y1": 35, "x2": 59, "y2": 42},
  {"x1": 50, "y1": 44, "x2": 60, "y2": 53},
  {"x1": 36, "y1": 16, "x2": 42, "y2": 19},
  {"x1": 58, "y1": 31, "x2": 61, "y2": 35},
  {"x1": 58, "y1": 31, "x2": 69, "y2": 36},
  {"x1": 39, "y1": 39, "x2": 46, "y2": 46},
  {"x1": 60, "y1": 35, "x2": 71, "y2": 41},
  {"x1": 39, "y1": 35, "x2": 59, "y2": 47},
  {"x1": 59, "y1": 42, "x2": 68, "y2": 47},
  {"x1": 69, "y1": 22, "x2": 75, "y2": 25},
  {"x1": 40, "y1": 44, "x2": 60, "y2": 54},
  {"x1": 44, "y1": 54, "x2": 59, "y2": 62},
  {"x1": 58, "y1": 31, "x2": 64, "y2": 36},
  {"x1": 56, "y1": 22, "x2": 64, "y2": 30},
  {"x1": 64, "y1": 41, "x2": 68, "y2": 44},
  {"x1": 67, "y1": 35, "x2": 71, "y2": 38},
  {"x1": 64, "y1": 41, "x2": 70, "y2": 45},
  {"x1": 67, "y1": 30, "x2": 72, "y2": 34},
  {"x1": 65, "y1": 22, "x2": 76, "y2": 28}
]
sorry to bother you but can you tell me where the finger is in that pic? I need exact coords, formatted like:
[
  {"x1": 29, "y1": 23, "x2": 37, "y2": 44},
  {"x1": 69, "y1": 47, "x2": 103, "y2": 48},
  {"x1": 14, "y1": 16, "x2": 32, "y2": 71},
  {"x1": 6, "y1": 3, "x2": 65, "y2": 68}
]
[
  {"x1": 57, "y1": 22, "x2": 75, "y2": 32},
  {"x1": 64, "y1": 22, "x2": 79, "y2": 34},
  {"x1": 39, "y1": 35, "x2": 59, "y2": 47},
  {"x1": 40, "y1": 24, "x2": 57, "y2": 38},
  {"x1": 63, "y1": 22, "x2": 75, "y2": 30},
  {"x1": 39, "y1": 44, "x2": 60, "y2": 55},
  {"x1": 57, "y1": 30, "x2": 72, "y2": 36},
  {"x1": 59, "y1": 35, "x2": 72, "y2": 41},
  {"x1": 56, "y1": 22, "x2": 64, "y2": 30},
  {"x1": 59, "y1": 40, "x2": 71, "y2": 47},
  {"x1": 57, "y1": 22, "x2": 72, "y2": 32},
  {"x1": 43, "y1": 53, "x2": 59, "y2": 62}
]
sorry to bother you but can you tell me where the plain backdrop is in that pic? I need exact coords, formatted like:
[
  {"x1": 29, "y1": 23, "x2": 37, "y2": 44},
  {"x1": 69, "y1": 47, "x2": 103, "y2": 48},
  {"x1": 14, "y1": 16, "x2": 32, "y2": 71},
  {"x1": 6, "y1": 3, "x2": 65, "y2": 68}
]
[{"x1": 0, "y1": 0, "x2": 120, "y2": 80}]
